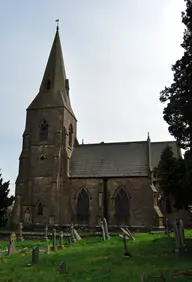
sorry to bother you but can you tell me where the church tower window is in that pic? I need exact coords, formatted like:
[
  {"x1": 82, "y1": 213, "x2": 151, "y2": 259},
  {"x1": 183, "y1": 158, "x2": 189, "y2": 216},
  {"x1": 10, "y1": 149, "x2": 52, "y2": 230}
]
[
  {"x1": 39, "y1": 119, "x2": 49, "y2": 141},
  {"x1": 37, "y1": 202, "x2": 44, "y2": 215},
  {"x1": 68, "y1": 123, "x2": 73, "y2": 147}
]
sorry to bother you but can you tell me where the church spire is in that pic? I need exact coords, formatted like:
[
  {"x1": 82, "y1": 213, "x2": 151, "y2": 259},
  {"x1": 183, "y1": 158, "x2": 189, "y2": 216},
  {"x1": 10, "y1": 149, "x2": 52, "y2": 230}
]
[
  {"x1": 39, "y1": 25, "x2": 67, "y2": 93},
  {"x1": 28, "y1": 26, "x2": 76, "y2": 119}
]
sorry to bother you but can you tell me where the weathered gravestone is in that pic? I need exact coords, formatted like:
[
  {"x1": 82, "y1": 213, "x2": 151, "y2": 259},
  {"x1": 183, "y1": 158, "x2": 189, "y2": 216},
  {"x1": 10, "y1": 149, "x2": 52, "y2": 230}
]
[
  {"x1": 70, "y1": 224, "x2": 77, "y2": 243},
  {"x1": 73, "y1": 229, "x2": 82, "y2": 241},
  {"x1": 58, "y1": 231, "x2": 64, "y2": 250},
  {"x1": 8, "y1": 232, "x2": 17, "y2": 255},
  {"x1": 122, "y1": 234, "x2": 131, "y2": 257},
  {"x1": 57, "y1": 260, "x2": 67, "y2": 274},
  {"x1": 18, "y1": 222, "x2": 24, "y2": 241},
  {"x1": 51, "y1": 229, "x2": 57, "y2": 251},
  {"x1": 173, "y1": 218, "x2": 185, "y2": 254},
  {"x1": 32, "y1": 246, "x2": 39, "y2": 264},
  {"x1": 44, "y1": 245, "x2": 50, "y2": 254},
  {"x1": 120, "y1": 227, "x2": 135, "y2": 241},
  {"x1": 44, "y1": 224, "x2": 49, "y2": 242},
  {"x1": 101, "y1": 220, "x2": 106, "y2": 241},
  {"x1": 103, "y1": 218, "x2": 110, "y2": 239}
]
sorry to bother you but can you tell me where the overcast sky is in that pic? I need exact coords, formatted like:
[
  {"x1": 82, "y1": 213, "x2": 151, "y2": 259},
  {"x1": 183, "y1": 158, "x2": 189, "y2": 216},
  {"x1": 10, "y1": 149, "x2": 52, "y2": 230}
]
[{"x1": 0, "y1": 0, "x2": 186, "y2": 194}]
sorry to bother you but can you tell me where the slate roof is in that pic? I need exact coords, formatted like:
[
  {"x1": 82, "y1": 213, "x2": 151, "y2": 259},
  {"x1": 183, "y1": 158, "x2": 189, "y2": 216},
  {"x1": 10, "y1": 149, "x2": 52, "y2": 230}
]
[{"x1": 69, "y1": 140, "x2": 181, "y2": 178}]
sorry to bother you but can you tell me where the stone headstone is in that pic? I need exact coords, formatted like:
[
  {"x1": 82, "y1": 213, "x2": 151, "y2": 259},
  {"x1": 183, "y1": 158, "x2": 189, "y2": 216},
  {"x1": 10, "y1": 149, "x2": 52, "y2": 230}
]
[
  {"x1": 31, "y1": 246, "x2": 39, "y2": 264},
  {"x1": 8, "y1": 232, "x2": 17, "y2": 255},
  {"x1": 44, "y1": 245, "x2": 50, "y2": 254},
  {"x1": 70, "y1": 224, "x2": 77, "y2": 243},
  {"x1": 122, "y1": 234, "x2": 131, "y2": 257},
  {"x1": 58, "y1": 231, "x2": 64, "y2": 250},
  {"x1": 173, "y1": 218, "x2": 185, "y2": 253},
  {"x1": 57, "y1": 260, "x2": 66, "y2": 274},
  {"x1": 73, "y1": 229, "x2": 82, "y2": 241},
  {"x1": 19, "y1": 222, "x2": 24, "y2": 241},
  {"x1": 50, "y1": 229, "x2": 57, "y2": 251},
  {"x1": 179, "y1": 219, "x2": 185, "y2": 246},
  {"x1": 101, "y1": 220, "x2": 106, "y2": 241},
  {"x1": 44, "y1": 224, "x2": 49, "y2": 242},
  {"x1": 121, "y1": 227, "x2": 135, "y2": 241},
  {"x1": 103, "y1": 218, "x2": 110, "y2": 239}
]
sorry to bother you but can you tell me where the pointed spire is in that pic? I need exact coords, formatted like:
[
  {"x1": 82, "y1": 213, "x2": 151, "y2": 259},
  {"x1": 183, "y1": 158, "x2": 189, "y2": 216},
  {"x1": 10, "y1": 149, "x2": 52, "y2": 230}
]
[
  {"x1": 40, "y1": 25, "x2": 67, "y2": 93},
  {"x1": 28, "y1": 26, "x2": 76, "y2": 119},
  {"x1": 147, "y1": 132, "x2": 150, "y2": 141}
]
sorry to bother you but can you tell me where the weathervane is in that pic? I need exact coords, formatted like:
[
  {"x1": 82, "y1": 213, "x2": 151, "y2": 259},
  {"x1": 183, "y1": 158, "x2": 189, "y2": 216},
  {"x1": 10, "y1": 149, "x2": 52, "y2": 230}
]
[{"x1": 55, "y1": 19, "x2": 59, "y2": 30}]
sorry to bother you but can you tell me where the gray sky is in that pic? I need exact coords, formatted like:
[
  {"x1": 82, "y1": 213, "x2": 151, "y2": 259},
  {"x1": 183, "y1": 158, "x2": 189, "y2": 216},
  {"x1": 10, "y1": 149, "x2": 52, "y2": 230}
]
[{"x1": 0, "y1": 0, "x2": 186, "y2": 194}]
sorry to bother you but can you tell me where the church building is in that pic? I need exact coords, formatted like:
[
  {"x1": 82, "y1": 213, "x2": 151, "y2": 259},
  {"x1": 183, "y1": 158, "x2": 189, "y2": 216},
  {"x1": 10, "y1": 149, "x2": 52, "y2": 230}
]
[{"x1": 12, "y1": 27, "x2": 182, "y2": 229}]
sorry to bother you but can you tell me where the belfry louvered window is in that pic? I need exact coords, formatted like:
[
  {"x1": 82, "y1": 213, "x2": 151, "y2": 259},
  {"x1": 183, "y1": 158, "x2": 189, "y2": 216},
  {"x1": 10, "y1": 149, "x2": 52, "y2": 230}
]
[{"x1": 39, "y1": 119, "x2": 49, "y2": 141}]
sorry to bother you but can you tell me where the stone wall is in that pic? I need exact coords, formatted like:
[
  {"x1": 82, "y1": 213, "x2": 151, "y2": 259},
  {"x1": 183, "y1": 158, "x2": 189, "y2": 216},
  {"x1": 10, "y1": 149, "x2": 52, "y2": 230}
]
[{"x1": 69, "y1": 177, "x2": 155, "y2": 227}]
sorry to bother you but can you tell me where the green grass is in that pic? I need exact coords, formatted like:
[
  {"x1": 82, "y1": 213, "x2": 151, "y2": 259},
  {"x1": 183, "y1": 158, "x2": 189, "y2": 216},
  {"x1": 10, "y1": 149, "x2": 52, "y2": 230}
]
[{"x1": 0, "y1": 232, "x2": 192, "y2": 281}]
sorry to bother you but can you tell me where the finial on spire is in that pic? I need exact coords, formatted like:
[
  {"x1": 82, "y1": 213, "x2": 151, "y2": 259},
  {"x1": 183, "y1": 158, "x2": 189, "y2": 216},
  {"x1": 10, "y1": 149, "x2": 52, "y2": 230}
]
[
  {"x1": 147, "y1": 132, "x2": 150, "y2": 140},
  {"x1": 55, "y1": 19, "x2": 59, "y2": 31}
]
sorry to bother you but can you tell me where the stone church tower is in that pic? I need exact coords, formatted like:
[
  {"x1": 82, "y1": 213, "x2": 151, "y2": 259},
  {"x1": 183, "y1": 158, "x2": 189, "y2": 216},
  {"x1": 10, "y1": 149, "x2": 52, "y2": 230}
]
[{"x1": 12, "y1": 26, "x2": 77, "y2": 226}]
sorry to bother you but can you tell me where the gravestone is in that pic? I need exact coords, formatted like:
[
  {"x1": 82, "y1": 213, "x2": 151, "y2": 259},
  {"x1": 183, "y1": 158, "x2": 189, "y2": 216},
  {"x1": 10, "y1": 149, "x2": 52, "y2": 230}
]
[
  {"x1": 73, "y1": 229, "x2": 82, "y2": 241},
  {"x1": 70, "y1": 224, "x2": 77, "y2": 243},
  {"x1": 101, "y1": 220, "x2": 106, "y2": 241},
  {"x1": 44, "y1": 224, "x2": 49, "y2": 242},
  {"x1": 122, "y1": 234, "x2": 131, "y2": 257},
  {"x1": 58, "y1": 231, "x2": 64, "y2": 250},
  {"x1": 57, "y1": 260, "x2": 66, "y2": 274},
  {"x1": 50, "y1": 229, "x2": 57, "y2": 251},
  {"x1": 120, "y1": 227, "x2": 135, "y2": 241},
  {"x1": 103, "y1": 218, "x2": 110, "y2": 239},
  {"x1": 179, "y1": 219, "x2": 185, "y2": 246},
  {"x1": 31, "y1": 246, "x2": 39, "y2": 264},
  {"x1": 173, "y1": 218, "x2": 185, "y2": 254},
  {"x1": 44, "y1": 245, "x2": 50, "y2": 254},
  {"x1": 8, "y1": 232, "x2": 17, "y2": 255},
  {"x1": 19, "y1": 222, "x2": 24, "y2": 241}
]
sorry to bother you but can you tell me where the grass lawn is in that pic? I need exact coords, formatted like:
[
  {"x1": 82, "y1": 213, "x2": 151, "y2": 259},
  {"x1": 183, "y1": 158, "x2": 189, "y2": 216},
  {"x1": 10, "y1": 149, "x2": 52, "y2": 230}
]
[{"x1": 0, "y1": 232, "x2": 192, "y2": 281}]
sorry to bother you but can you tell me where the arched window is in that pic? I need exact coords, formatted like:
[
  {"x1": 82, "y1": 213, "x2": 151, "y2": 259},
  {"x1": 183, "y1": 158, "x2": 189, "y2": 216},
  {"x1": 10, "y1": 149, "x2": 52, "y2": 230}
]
[
  {"x1": 68, "y1": 124, "x2": 73, "y2": 147},
  {"x1": 46, "y1": 79, "x2": 51, "y2": 90},
  {"x1": 77, "y1": 188, "x2": 89, "y2": 224},
  {"x1": 37, "y1": 202, "x2": 44, "y2": 216},
  {"x1": 39, "y1": 119, "x2": 48, "y2": 141},
  {"x1": 115, "y1": 187, "x2": 130, "y2": 224}
]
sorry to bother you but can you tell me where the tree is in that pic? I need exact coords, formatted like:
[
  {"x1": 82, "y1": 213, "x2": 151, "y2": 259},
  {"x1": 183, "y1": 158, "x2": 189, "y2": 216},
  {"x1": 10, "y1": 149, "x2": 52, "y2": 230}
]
[
  {"x1": 154, "y1": 146, "x2": 187, "y2": 211},
  {"x1": 160, "y1": 0, "x2": 192, "y2": 150},
  {"x1": 0, "y1": 171, "x2": 14, "y2": 227}
]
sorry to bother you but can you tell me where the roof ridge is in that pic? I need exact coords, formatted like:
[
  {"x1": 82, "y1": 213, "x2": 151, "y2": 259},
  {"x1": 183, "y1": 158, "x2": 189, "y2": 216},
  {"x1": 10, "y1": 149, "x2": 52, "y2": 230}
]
[{"x1": 76, "y1": 141, "x2": 148, "y2": 147}]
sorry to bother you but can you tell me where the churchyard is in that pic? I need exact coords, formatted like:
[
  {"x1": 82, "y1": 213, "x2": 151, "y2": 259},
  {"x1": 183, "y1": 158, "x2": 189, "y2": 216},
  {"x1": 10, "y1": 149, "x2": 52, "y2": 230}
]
[{"x1": 0, "y1": 221, "x2": 192, "y2": 281}]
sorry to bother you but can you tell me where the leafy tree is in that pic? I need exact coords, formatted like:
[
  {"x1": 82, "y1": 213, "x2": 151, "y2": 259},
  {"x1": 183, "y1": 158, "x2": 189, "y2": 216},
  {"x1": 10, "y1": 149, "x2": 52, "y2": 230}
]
[
  {"x1": 159, "y1": 0, "x2": 192, "y2": 150},
  {"x1": 154, "y1": 146, "x2": 187, "y2": 211},
  {"x1": 0, "y1": 171, "x2": 14, "y2": 227}
]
